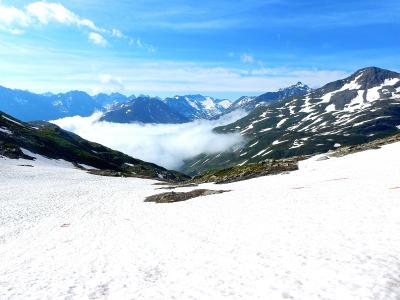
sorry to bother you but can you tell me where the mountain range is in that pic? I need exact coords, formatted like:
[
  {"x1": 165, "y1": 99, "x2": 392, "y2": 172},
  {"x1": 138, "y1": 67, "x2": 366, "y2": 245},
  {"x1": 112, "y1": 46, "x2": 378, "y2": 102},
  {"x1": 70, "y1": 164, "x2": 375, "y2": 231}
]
[
  {"x1": 0, "y1": 83, "x2": 312, "y2": 124},
  {"x1": 225, "y1": 82, "x2": 311, "y2": 113},
  {"x1": 0, "y1": 86, "x2": 133, "y2": 121},
  {"x1": 2, "y1": 66, "x2": 400, "y2": 177},
  {"x1": 101, "y1": 94, "x2": 233, "y2": 123},
  {"x1": 0, "y1": 86, "x2": 235, "y2": 123},
  {"x1": 182, "y1": 67, "x2": 400, "y2": 174},
  {"x1": 164, "y1": 95, "x2": 231, "y2": 120},
  {"x1": 100, "y1": 96, "x2": 190, "y2": 124}
]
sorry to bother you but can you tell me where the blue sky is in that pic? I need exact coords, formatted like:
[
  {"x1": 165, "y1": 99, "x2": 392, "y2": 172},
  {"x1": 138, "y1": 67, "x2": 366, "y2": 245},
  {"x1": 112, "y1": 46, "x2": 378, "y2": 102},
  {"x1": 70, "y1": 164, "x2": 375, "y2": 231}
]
[{"x1": 0, "y1": 0, "x2": 399, "y2": 99}]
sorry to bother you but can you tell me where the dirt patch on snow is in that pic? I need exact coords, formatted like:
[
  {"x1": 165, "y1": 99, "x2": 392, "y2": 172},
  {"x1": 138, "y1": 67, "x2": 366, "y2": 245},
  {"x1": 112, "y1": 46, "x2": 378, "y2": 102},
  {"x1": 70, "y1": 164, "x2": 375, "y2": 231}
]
[{"x1": 145, "y1": 189, "x2": 230, "y2": 203}]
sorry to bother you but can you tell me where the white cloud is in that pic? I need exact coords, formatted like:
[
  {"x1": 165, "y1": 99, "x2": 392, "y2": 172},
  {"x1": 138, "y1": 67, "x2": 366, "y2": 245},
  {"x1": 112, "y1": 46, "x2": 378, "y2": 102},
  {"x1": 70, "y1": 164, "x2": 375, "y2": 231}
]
[
  {"x1": 111, "y1": 28, "x2": 123, "y2": 38},
  {"x1": 0, "y1": 2, "x2": 140, "y2": 47},
  {"x1": 0, "y1": 38, "x2": 349, "y2": 94},
  {"x1": 241, "y1": 53, "x2": 254, "y2": 63},
  {"x1": 99, "y1": 74, "x2": 122, "y2": 85},
  {"x1": 0, "y1": 43, "x2": 349, "y2": 95},
  {"x1": 150, "y1": 19, "x2": 242, "y2": 30},
  {"x1": 26, "y1": 1, "x2": 98, "y2": 31},
  {"x1": 128, "y1": 38, "x2": 156, "y2": 53},
  {"x1": 95, "y1": 74, "x2": 125, "y2": 93},
  {"x1": 0, "y1": 4, "x2": 30, "y2": 34},
  {"x1": 136, "y1": 39, "x2": 144, "y2": 48},
  {"x1": 88, "y1": 63, "x2": 346, "y2": 94},
  {"x1": 0, "y1": 1, "x2": 103, "y2": 32},
  {"x1": 51, "y1": 111, "x2": 246, "y2": 170},
  {"x1": 88, "y1": 32, "x2": 108, "y2": 47}
]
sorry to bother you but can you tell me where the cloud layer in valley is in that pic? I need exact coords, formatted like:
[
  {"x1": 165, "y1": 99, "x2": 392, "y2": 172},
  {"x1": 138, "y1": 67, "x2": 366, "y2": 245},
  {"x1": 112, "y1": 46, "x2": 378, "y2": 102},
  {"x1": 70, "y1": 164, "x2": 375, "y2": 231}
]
[{"x1": 51, "y1": 112, "x2": 246, "y2": 170}]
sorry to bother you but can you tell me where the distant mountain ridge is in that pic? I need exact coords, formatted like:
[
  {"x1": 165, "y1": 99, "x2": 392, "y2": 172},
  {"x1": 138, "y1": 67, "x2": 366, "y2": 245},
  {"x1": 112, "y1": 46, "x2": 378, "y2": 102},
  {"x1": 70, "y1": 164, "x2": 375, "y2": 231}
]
[
  {"x1": 0, "y1": 85, "x2": 234, "y2": 123},
  {"x1": 100, "y1": 94, "x2": 233, "y2": 124},
  {"x1": 164, "y1": 95, "x2": 232, "y2": 120},
  {"x1": 50, "y1": 91, "x2": 99, "y2": 117},
  {"x1": 100, "y1": 84, "x2": 313, "y2": 124},
  {"x1": 0, "y1": 86, "x2": 131, "y2": 121},
  {"x1": 226, "y1": 82, "x2": 311, "y2": 113},
  {"x1": 93, "y1": 92, "x2": 132, "y2": 109},
  {"x1": 182, "y1": 67, "x2": 400, "y2": 174},
  {"x1": 100, "y1": 96, "x2": 190, "y2": 124},
  {"x1": 0, "y1": 82, "x2": 312, "y2": 124}
]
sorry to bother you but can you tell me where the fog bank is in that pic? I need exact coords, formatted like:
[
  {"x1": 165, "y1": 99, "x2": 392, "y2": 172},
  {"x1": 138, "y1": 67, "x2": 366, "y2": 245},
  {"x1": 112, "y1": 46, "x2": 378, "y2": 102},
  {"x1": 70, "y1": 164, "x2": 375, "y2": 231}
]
[{"x1": 51, "y1": 111, "x2": 246, "y2": 170}]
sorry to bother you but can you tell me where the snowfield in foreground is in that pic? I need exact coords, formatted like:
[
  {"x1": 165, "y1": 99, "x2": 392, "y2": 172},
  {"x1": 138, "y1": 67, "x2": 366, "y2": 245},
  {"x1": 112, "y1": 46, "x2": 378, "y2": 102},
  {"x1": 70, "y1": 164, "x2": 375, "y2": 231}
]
[{"x1": 1, "y1": 143, "x2": 400, "y2": 300}]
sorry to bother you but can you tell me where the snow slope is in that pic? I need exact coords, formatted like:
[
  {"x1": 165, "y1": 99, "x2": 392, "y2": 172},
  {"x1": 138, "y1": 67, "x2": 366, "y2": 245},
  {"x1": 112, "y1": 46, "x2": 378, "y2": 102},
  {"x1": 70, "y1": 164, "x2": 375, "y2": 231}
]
[{"x1": 1, "y1": 143, "x2": 400, "y2": 299}]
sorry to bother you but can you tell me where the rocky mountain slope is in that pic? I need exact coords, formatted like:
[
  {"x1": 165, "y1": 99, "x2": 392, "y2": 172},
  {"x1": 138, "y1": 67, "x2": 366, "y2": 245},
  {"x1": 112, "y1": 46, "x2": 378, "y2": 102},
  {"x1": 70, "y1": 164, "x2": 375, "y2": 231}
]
[
  {"x1": 100, "y1": 96, "x2": 190, "y2": 124},
  {"x1": 93, "y1": 92, "x2": 130, "y2": 109},
  {"x1": 164, "y1": 95, "x2": 231, "y2": 121},
  {"x1": 182, "y1": 67, "x2": 400, "y2": 174},
  {"x1": 225, "y1": 82, "x2": 311, "y2": 113},
  {"x1": 50, "y1": 91, "x2": 100, "y2": 118},
  {"x1": 102, "y1": 94, "x2": 232, "y2": 124},
  {"x1": 185, "y1": 132, "x2": 400, "y2": 184},
  {"x1": 0, "y1": 110, "x2": 187, "y2": 181}
]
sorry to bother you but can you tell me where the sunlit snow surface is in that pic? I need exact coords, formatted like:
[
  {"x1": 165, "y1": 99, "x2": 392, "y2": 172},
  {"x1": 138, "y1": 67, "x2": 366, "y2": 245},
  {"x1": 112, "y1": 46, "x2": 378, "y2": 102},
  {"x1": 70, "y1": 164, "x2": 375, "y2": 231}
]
[{"x1": 1, "y1": 143, "x2": 400, "y2": 299}]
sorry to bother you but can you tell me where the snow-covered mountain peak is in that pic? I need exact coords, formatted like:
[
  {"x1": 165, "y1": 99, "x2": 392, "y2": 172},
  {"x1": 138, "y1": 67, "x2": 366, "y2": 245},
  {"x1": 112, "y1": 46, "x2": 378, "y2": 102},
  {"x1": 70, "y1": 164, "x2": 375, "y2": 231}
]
[
  {"x1": 342, "y1": 67, "x2": 400, "y2": 90},
  {"x1": 313, "y1": 67, "x2": 400, "y2": 112},
  {"x1": 217, "y1": 99, "x2": 232, "y2": 109},
  {"x1": 279, "y1": 81, "x2": 311, "y2": 93},
  {"x1": 295, "y1": 81, "x2": 307, "y2": 87},
  {"x1": 183, "y1": 67, "x2": 400, "y2": 173},
  {"x1": 163, "y1": 94, "x2": 231, "y2": 120},
  {"x1": 226, "y1": 83, "x2": 311, "y2": 114},
  {"x1": 202, "y1": 96, "x2": 217, "y2": 110}
]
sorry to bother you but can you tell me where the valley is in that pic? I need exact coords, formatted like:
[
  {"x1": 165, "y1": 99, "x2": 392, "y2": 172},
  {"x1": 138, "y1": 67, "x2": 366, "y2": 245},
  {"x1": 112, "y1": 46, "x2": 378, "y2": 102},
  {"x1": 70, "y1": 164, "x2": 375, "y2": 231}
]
[{"x1": 1, "y1": 1, "x2": 399, "y2": 299}]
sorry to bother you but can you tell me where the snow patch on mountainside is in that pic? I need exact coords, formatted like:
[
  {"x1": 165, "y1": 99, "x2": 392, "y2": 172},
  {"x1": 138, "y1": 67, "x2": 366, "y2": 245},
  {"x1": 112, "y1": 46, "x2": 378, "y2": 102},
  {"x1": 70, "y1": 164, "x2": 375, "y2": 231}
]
[
  {"x1": 1, "y1": 115, "x2": 25, "y2": 127},
  {"x1": 162, "y1": 95, "x2": 232, "y2": 121},
  {"x1": 322, "y1": 77, "x2": 400, "y2": 112},
  {"x1": 0, "y1": 127, "x2": 12, "y2": 135},
  {"x1": 202, "y1": 97, "x2": 216, "y2": 110},
  {"x1": 1, "y1": 142, "x2": 400, "y2": 299},
  {"x1": 20, "y1": 148, "x2": 75, "y2": 168},
  {"x1": 340, "y1": 73, "x2": 363, "y2": 91},
  {"x1": 217, "y1": 99, "x2": 232, "y2": 109}
]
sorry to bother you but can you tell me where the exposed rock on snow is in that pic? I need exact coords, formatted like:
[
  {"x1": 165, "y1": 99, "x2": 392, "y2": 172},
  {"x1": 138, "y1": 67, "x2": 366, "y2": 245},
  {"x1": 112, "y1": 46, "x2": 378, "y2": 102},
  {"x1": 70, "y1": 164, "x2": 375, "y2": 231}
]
[
  {"x1": 331, "y1": 132, "x2": 400, "y2": 157},
  {"x1": 191, "y1": 157, "x2": 301, "y2": 184},
  {"x1": 0, "y1": 143, "x2": 34, "y2": 160},
  {"x1": 144, "y1": 189, "x2": 229, "y2": 203}
]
